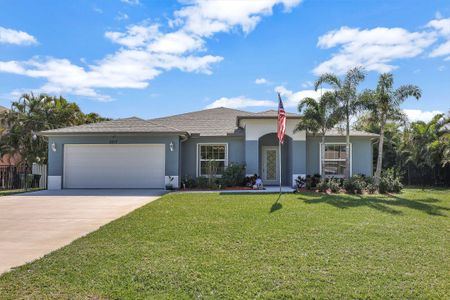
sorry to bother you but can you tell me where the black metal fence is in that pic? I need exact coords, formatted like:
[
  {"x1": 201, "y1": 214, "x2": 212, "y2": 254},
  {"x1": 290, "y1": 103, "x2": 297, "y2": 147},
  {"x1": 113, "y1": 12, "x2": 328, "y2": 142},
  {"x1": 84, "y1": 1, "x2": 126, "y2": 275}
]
[{"x1": 0, "y1": 166, "x2": 42, "y2": 190}]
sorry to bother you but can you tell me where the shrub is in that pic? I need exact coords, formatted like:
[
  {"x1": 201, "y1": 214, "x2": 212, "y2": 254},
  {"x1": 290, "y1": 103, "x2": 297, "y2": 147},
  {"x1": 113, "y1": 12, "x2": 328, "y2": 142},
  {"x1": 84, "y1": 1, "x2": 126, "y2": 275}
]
[
  {"x1": 344, "y1": 175, "x2": 367, "y2": 194},
  {"x1": 312, "y1": 174, "x2": 321, "y2": 187},
  {"x1": 196, "y1": 176, "x2": 209, "y2": 189},
  {"x1": 221, "y1": 163, "x2": 245, "y2": 187},
  {"x1": 379, "y1": 168, "x2": 403, "y2": 193},
  {"x1": 317, "y1": 179, "x2": 329, "y2": 193},
  {"x1": 181, "y1": 175, "x2": 197, "y2": 189},
  {"x1": 295, "y1": 176, "x2": 306, "y2": 189},
  {"x1": 305, "y1": 175, "x2": 312, "y2": 189},
  {"x1": 328, "y1": 178, "x2": 341, "y2": 193},
  {"x1": 366, "y1": 183, "x2": 377, "y2": 194}
]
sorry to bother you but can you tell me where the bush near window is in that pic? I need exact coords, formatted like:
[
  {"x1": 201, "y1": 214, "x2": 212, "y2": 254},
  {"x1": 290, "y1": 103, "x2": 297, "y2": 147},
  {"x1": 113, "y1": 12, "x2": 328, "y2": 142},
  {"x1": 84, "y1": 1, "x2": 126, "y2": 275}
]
[
  {"x1": 181, "y1": 175, "x2": 197, "y2": 189},
  {"x1": 316, "y1": 178, "x2": 341, "y2": 193},
  {"x1": 328, "y1": 179, "x2": 341, "y2": 193},
  {"x1": 343, "y1": 175, "x2": 367, "y2": 194},
  {"x1": 196, "y1": 176, "x2": 210, "y2": 189},
  {"x1": 317, "y1": 180, "x2": 329, "y2": 193},
  {"x1": 221, "y1": 163, "x2": 245, "y2": 187},
  {"x1": 379, "y1": 168, "x2": 403, "y2": 193},
  {"x1": 305, "y1": 174, "x2": 321, "y2": 190}
]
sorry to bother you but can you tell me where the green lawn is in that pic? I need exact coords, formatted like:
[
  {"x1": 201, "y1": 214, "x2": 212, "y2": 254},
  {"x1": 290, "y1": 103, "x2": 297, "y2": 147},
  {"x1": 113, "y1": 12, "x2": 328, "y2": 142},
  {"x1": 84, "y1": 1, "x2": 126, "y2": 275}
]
[{"x1": 0, "y1": 189, "x2": 449, "y2": 299}]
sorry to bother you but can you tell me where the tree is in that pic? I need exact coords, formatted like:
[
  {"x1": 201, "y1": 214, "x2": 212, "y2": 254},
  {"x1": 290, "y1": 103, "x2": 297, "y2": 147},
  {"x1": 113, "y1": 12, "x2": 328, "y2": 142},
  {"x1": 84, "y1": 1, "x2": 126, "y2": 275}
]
[
  {"x1": 361, "y1": 73, "x2": 421, "y2": 185},
  {"x1": 295, "y1": 92, "x2": 340, "y2": 177},
  {"x1": 354, "y1": 115, "x2": 405, "y2": 173},
  {"x1": 0, "y1": 93, "x2": 109, "y2": 167},
  {"x1": 314, "y1": 67, "x2": 366, "y2": 178}
]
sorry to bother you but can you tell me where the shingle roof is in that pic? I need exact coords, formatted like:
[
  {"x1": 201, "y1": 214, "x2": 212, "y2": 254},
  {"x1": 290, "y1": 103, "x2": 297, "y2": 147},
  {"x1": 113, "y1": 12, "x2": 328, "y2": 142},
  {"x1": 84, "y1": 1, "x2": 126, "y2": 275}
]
[
  {"x1": 151, "y1": 107, "x2": 253, "y2": 136},
  {"x1": 40, "y1": 107, "x2": 378, "y2": 138},
  {"x1": 41, "y1": 117, "x2": 186, "y2": 135}
]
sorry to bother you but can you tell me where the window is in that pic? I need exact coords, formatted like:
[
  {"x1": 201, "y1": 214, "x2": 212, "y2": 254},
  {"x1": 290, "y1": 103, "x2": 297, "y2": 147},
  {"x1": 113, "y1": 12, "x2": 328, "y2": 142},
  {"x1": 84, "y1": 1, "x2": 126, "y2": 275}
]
[
  {"x1": 197, "y1": 144, "x2": 228, "y2": 176},
  {"x1": 320, "y1": 144, "x2": 351, "y2": 177}
]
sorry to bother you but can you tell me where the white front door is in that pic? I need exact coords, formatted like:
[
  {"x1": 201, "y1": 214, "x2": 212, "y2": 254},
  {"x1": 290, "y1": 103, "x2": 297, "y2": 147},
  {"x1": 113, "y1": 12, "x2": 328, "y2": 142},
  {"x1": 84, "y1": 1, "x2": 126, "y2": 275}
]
[{"x1": 262, "y1": 146, "x2": 279, "y2": 185}]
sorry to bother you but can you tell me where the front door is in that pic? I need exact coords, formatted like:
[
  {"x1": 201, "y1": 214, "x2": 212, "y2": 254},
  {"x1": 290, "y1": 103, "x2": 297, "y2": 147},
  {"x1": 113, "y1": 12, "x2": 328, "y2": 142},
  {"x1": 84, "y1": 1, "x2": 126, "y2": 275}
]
[{"x1": 262, "y1": 146, "x2": 279, "y2": 185}]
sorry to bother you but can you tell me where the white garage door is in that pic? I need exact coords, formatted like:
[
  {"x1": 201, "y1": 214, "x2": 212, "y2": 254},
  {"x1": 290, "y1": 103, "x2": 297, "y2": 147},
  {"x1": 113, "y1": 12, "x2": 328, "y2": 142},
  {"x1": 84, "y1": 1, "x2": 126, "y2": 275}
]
[{"x1": 63, "y1": 144, "x2": 165, "y2": 188}]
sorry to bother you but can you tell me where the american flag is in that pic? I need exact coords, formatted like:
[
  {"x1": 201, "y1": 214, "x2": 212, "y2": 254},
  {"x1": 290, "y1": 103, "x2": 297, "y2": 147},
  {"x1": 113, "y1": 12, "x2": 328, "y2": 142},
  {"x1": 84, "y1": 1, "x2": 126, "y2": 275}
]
[{"x1": 277, "y1": 93, "x2": 286, "y2": 144}]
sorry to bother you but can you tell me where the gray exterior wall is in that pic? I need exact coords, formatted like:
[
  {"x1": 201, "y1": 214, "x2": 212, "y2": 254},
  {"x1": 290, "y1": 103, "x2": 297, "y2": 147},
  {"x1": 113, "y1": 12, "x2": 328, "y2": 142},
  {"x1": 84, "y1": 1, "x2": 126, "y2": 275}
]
[
  {"x1": 245, "y1": 140, "x2": 258, "y2": 175},
  {"x1": 292, "y1": 141, "x2": 306, "y2": 175},
  {"x1": 306, "y1": 136, "x2": 374, "y2": 176},
  {"x1": 46, "y1": 131, "x2": 373, "y2": 188},
  {"x1": 47, "y1": 134, "x2": 181, "y2": 177},
  {"x1": 180, "y1": 136, "x2": 245, "y2": 178}
]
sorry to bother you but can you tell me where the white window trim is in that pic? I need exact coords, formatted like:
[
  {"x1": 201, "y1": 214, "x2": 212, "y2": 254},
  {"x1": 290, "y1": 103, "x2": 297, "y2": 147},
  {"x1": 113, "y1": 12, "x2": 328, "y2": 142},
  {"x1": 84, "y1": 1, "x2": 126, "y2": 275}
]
[
  {"x1": 319, "y1": 142, "x2": 352, "y2": 178},
  {"x1": 196, "y1": 143, "x2": 229, "y2": 177}
]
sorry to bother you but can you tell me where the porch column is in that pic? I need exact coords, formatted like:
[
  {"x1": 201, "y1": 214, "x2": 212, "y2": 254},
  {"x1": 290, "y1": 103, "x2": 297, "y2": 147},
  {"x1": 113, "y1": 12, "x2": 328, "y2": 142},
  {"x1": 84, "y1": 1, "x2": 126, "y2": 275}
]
[{"x1": 287, "y1": 121, "x2": 307, "y2": 187}]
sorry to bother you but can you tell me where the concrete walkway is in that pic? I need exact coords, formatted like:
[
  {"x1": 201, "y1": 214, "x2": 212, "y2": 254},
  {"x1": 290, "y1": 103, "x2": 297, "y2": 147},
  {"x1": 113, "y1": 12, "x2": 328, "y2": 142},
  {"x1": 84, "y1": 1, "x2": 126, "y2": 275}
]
[
  {"x1": 176, "y1": 186, "x2": 295, "y2": 193},
  {"x1": 0, "y1": 189, "x2": 164, "y2": 274}
]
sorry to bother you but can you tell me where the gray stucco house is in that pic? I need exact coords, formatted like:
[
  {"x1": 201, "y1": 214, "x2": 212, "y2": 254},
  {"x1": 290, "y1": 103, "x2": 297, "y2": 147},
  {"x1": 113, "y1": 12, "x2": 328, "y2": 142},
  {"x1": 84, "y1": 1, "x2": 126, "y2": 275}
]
[{"x1": 41, "y1": 107, "x2": 378, "y2": 189}]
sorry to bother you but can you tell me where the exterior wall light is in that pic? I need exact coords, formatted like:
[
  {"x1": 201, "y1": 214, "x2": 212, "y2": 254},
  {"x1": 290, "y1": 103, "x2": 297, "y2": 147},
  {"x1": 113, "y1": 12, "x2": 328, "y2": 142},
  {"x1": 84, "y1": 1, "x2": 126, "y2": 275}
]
[
  {"x1": 51, "y1": 142, "x2": 57, "y2": 152},
  {"x1": 169, "y1": 141, "x2": 174, "y2": 152}
]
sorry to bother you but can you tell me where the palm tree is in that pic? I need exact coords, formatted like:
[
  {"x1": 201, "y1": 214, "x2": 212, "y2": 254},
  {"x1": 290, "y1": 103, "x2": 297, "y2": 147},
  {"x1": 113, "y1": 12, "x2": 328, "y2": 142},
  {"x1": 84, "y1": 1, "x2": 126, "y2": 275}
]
[
  {"x1": 0, "y1": 93, "x2": 109, "y2": 167},
  {"x1": 314, "y1": 67, "x2": 366, "y2": 178},
  {"x1": 295, "y1": 91, "x2": 340, "y2": 177},
  {"x1": 362, "y1": 73, "x2": 421, "y2": 185}
]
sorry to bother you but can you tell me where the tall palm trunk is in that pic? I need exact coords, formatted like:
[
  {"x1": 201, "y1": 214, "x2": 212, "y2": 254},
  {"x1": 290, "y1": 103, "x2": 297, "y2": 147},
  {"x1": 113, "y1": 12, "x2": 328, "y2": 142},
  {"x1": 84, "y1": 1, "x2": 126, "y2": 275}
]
[
  {"x1": 345, "y1": 113, "x2": 351, "y2": 179},
  {"x1": 374, "y1": 114, "x2": 385, "y2": 185},
  {"x1": 321, "y1": 133, "x2": 326, "y2": 177}
]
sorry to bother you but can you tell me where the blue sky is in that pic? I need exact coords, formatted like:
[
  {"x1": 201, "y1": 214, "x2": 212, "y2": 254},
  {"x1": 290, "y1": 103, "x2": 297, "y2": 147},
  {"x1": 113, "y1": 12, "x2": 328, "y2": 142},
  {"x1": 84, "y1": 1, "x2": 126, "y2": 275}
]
[{"x1": 0, "y1": 0, "x2": 449, "y2": 122}]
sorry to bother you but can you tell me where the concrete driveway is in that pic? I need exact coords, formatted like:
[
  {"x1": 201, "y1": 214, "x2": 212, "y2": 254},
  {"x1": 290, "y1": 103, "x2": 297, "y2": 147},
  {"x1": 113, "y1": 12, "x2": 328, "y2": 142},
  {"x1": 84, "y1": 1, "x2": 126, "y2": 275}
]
[{"x1": 0, "y1": 189, "x2": 164, "y2": 274}]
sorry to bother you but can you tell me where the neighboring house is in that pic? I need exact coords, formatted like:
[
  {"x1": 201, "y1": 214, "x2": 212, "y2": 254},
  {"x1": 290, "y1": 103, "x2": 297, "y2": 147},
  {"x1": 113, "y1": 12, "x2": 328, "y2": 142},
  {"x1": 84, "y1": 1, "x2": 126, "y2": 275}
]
[{"x1": 41, "y1": 107, "x2": 378, "y2": 189}]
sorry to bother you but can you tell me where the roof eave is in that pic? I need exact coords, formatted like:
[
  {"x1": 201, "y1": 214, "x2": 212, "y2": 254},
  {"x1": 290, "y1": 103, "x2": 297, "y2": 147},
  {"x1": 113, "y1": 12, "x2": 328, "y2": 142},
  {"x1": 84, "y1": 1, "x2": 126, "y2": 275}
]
[{"x1": 39, "y1": 131, "x2": 189, "y2": 137}]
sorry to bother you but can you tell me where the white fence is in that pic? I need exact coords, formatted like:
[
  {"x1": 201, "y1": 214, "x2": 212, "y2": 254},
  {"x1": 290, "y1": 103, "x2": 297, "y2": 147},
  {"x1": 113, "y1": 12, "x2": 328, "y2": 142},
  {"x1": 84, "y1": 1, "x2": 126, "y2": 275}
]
[{"x1": 32, "y1": 163, "x2": 47, "y2": 189}]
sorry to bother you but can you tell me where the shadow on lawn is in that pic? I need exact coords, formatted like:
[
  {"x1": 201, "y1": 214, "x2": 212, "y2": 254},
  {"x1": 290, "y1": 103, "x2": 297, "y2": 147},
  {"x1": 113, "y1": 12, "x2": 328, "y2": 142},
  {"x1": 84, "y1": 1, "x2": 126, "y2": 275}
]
[
  {"x1": 270, "y1": 194, "x2": 283, "y2": 213},
  {"x1": 298, "y1": 193, "x2": 449, "y2": 216}
]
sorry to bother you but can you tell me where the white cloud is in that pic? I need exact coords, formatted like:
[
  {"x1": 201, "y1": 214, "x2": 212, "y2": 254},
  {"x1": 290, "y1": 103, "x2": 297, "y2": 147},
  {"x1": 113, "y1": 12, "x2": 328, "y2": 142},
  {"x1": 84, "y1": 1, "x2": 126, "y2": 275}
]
[
  {"x1": 427, "y1": 17, "x2": 450, "y2": 58},
  {"x1": 148, "y1": 31, "x2": 204, "y2": 54},
  {"x1": 176, "y1": 0, "x2": 302, "y2": 37},
  {"x1": 0, "y1": 27, "x2": 37, "y2": 45},
  {"x1": 93, "y1": 6, "x2": 103, "y2": 14},
  {"x1": 403, "y1": 109, "x2": 443, "y2": 123},
  {"x1": 0, "y1": 0, "x2": 301, "y2": 100},
  {"x1": 206, "y1": 96, "x2": 275, "y2": 109},
  {"x1": 314, "y1": 26, "x2": 436, "y2": 75},
  {"x1": 275, "y1": 85, "x2": 330, "y2": 108},
  {"x1": 121, "y1": 0, "x2": 140, "y2": 5},
  {"x1": 255, "y1": 78, "x2": 269, "y2": 85},
  {"x1": 105, "y1": 24, "x2": 160, "y2": 48},
  {"x1": 115, "y1": 12, "x2": 129, "y2": 21}
]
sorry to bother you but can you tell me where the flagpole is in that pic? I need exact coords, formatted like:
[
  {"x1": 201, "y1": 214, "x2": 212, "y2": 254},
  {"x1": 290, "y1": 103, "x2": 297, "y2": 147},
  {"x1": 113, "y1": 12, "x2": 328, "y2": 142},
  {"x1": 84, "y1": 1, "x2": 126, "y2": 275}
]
[{"x1": 279, "y1": 139, "x2": 282, "y2": 195}]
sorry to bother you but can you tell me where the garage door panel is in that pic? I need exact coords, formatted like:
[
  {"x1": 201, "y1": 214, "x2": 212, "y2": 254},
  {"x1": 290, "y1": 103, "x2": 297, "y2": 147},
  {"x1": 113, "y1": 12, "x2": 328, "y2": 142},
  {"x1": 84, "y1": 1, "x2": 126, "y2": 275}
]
[{"x1": 64, "y1": 144, "x2": 165, "y2": 188}]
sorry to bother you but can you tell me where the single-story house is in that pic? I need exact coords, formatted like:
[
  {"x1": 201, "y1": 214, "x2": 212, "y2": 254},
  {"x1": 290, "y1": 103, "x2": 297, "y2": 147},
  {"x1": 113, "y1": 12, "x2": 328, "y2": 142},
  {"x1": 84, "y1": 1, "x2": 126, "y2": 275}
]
[{"x1": 41, "y1": 107, "x2": 378, "y2": 189}]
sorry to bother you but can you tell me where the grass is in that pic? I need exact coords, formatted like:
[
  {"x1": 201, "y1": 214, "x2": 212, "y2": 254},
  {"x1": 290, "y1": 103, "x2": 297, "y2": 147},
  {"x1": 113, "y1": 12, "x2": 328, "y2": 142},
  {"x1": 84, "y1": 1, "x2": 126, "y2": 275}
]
[
  {"x1": 0, "y1": 188, "x2": 449, "y2": 299},
  {"x1": 0, "y1": 188, "x2": 42, "y2": 196}
]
